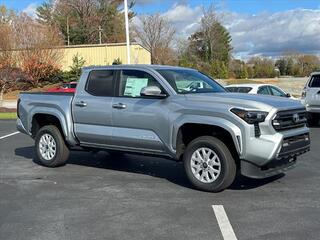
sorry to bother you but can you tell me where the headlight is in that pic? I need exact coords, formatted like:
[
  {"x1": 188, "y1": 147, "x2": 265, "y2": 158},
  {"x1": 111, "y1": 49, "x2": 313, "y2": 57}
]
[{"x1": 231, "y1": 108, "x2": 268, "y2": 124}]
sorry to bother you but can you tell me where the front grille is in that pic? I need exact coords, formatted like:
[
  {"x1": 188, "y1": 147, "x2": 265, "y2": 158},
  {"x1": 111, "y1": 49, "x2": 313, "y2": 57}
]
[
  {"x1": 278, "y1": 133, "x2": 310, "y2": 158},
  {"x1": 272, "y1": 108, "x2": 307, "y2": 131}
]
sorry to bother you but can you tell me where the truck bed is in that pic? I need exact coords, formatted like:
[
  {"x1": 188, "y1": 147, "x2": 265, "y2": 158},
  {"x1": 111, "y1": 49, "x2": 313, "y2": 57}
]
[
  {"x1": 18, "y1": 91, "x2": 76, "y2": 145},
  {"x1": 20, "y1": 92, "x2": 74, "y2": 96}
]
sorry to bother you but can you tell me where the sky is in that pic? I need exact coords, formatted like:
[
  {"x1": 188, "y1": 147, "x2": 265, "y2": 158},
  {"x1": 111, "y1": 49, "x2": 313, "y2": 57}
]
[{"x1": 1, "y1": 0, "x2": 320, "y2": 59}]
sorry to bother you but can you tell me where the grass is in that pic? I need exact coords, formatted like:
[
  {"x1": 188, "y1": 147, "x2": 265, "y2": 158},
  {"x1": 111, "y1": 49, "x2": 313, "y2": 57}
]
[{"x1": 0, "y1": 112, "x2": 17, "y2": 120}]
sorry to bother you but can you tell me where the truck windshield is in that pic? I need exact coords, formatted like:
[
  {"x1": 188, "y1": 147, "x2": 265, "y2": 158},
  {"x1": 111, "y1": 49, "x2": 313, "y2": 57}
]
[{"x1": 156, "y1": 69, "x2": 226, "y2": 94}]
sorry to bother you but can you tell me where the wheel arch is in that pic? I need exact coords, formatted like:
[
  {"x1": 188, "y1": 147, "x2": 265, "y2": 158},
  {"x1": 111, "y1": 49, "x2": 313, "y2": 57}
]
[
  {"x1": 173, "y1": 118, "x2": 242, "y2": 162},
  {"x1": 31, "y1": 113, "x2": 66, "y2": 139}
]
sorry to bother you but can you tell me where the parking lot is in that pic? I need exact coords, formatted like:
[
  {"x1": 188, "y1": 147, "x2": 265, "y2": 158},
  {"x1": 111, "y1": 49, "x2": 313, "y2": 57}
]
[{"x1": 0, "y1": 120, "x2": 319, "y2": 240}]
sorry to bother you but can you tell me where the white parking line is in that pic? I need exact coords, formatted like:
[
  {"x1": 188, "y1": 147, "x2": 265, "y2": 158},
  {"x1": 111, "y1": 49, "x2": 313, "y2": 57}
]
[
  {"x1": 212, "y1": 205, "x2": 238, "y2": 240},
  {"x1": 0, "y1": 131, "x2": 20, "y2": 140}
]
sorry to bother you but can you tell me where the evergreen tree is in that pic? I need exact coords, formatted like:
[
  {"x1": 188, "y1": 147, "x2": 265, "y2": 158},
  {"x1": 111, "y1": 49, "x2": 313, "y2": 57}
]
[{"x1": 36, "y1": 0, "x2": 134, "y2": 45}]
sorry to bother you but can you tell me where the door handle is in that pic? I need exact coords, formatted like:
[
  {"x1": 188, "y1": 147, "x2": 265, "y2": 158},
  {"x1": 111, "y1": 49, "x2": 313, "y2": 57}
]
[
  {"x1": 112, "y1": 103, "x2": 126, "y2": 109},
  {"x1": 75, "y1": 101, "x2": 87, "y2": 107}
]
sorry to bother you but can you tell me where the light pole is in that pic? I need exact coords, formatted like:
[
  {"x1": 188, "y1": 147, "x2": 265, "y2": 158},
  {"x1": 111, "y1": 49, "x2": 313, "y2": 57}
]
[
  {"x1": 124, "y1": 0, "x2": 131, "y2": 64},
  {"x1": 98, "y1": 26, "x2": 103, "y2": 44}
]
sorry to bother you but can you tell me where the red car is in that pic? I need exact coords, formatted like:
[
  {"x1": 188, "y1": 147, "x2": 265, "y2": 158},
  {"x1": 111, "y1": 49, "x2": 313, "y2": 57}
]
[{"x1": 46, "y1": 82, "x2": 78, "y2": 93}]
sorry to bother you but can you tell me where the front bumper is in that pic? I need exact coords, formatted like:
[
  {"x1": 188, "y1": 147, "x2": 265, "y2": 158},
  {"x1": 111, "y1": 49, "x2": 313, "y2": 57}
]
[
  {"x1": 305, "y1": 105, "x2": 320, "y2": 113},
  {"x1": 241, "y1": 132, "x2": 310, "y2": 179}
]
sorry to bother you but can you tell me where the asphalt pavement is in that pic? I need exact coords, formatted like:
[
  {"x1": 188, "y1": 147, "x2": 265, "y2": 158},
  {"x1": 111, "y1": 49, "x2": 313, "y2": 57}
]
[{"x1": 0, "y1": 120, "x2": 319, "y2": 240}]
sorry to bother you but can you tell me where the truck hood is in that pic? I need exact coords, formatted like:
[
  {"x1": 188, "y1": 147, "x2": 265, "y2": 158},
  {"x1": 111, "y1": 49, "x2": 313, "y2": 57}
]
[{"x1": 184, "y1": 92, "x2": 304, "y2": 111}]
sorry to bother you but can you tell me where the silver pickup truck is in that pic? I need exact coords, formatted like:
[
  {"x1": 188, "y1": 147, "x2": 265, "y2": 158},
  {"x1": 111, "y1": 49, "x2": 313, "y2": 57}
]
[
  {"x1": 301, "y1": 72, "x2": 320, "y2": 125},
  {"x1": 17, "y1": 65, "x2": 310, "y2": 192}
]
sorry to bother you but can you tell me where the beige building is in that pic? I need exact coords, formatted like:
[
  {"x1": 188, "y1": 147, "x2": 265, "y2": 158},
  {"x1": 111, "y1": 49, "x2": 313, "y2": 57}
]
[{"x1": 60, "y1": 43, "x2": 151, "y2": 70}]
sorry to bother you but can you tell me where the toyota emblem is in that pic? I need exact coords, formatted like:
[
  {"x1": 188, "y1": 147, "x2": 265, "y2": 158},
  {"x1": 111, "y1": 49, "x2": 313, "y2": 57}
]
[{"x1": 292, "y1": 113, "x2": 299, "y2": 123}]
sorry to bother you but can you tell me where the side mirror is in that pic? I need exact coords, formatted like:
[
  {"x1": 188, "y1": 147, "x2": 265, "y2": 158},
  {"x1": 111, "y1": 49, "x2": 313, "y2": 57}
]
[
  {"x1": 140, "y1": 86, "x2": 167, "y2": 98},
  {"x1": 286, "y1": 93, "x2": 291, "y2": 98}
]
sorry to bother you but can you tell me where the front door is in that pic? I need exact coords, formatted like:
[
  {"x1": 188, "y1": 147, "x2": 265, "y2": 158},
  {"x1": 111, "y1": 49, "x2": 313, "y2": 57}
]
[
  {"x1": 111, "y1": 69, "x2": 170, "y2": 153},
  {"x1": 73, "y1": 70, "x2": 115, "y2": 145}
]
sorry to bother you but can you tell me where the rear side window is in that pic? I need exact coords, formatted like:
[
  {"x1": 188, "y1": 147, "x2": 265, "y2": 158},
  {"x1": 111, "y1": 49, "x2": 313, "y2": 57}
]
[
  {"x1": 309, "y1": 75, "x2": 320, "y2": 88},
  {"x1": 257, "y1": 86, "x2": 270, "y2": 95},
  {"x1": 86, "y1": 70, "x2": 114, "y2": 96},
  {"x1": 70, "y1": 83, "x2": 77, "y2": 89},
  {"x1": 226, "y1": 87, "x2": 252, "y2": 93}
]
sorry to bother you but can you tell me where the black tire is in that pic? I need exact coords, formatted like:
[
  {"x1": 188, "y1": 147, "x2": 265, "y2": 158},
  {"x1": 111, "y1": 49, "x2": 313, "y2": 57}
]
[
  {"x1": 307, "y1": 113, "x2": 318, "y2": 126},
  {"x1": 35, "y1": 125, "x2": 70, "y2": 167},
  {"x1": 183, "y1": 136, "x2": 236, "y2": 192}
]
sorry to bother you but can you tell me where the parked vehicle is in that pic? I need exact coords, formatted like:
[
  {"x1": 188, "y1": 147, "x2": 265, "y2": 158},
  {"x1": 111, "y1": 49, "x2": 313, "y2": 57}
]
[
  {"x1": 301, "y1": 72, "x2": 320, "y2": 125},
  {"x1": 46, "y1": 82, "x2": 78, "y2": 93},
  {"x1": 225, "y1": 84, "x2": 297, "y2": 100},
  {"x1": 17, "y1": 65, "x2": 310, "y2": 192}
]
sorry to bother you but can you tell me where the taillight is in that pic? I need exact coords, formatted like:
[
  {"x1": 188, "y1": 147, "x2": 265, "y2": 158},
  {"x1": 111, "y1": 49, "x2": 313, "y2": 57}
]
[{"x1": 17, "y1": 99, "x2": 21, "y2": 118}]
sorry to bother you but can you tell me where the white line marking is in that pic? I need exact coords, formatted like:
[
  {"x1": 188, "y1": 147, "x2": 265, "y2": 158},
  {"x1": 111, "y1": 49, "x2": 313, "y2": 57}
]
[
  {"x1": 0, "y1": 131, "x2": 20, "y2": 140},
  {"x1": 212, "y1": 205, "x2": 238, "y2": 240}
]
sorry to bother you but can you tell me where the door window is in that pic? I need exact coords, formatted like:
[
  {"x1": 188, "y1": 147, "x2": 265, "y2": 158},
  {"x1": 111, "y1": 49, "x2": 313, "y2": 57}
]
[
  {"x1": 86, "y1": 70, "x2": 114, "y2": 96},
  {"x1": 119, "y1": 70, "x2": 164, "y2": 98},
  {"x1": 269, "y1": 86, "x2": 286, "y2": 97},
  {"x1": 257, "y1": 86, "x2": 270, "y2": 95}
]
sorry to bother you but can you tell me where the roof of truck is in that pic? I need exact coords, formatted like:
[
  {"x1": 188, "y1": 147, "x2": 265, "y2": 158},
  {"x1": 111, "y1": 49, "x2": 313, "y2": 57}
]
[{"x1": 82, "y1": 64, "x2": 193, "y2": 71}]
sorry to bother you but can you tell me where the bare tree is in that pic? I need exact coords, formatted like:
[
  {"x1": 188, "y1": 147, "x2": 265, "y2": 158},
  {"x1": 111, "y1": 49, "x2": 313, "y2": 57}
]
[
  {"x1": 134, "y1": 14, "x2": 175, "y2": 64},
  {"x1": 13, "y1": 13, "x2": 64, "y2": 64},
  {"x1": 0, "y1": 24, "x2": 15, "y2": 68}
]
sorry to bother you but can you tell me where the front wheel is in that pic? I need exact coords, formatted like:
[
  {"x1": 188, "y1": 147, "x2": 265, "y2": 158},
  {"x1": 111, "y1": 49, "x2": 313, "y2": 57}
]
[
  {"x1": 35, "y1": 125, "x2": 70, "y2": 167},
  {"x1": 183, "y1": 136, "x2": 236, "y2": 192}
]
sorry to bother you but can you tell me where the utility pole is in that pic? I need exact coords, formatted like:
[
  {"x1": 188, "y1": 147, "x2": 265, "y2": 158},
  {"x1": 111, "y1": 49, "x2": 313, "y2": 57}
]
[
  {"x1": 98, "y1": 26, "x2": 102, "y2": 44},
  {"x1": 67, "y1": 16, "x2": 70, "y2": 46},
  {"x1": 124, "y1": 0, "x2": 131, "y2": 64}
]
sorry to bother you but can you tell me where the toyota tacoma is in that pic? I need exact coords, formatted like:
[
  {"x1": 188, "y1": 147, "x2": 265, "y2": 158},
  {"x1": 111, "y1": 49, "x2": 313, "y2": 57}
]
[{"x1": 17, "y1": 65, "x2": 310, "y2": 192}]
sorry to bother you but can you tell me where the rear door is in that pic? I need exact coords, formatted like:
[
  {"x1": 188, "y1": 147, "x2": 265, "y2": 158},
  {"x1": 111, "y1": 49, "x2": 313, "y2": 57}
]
[
  {"x1": 111, "y1": 69, "x2": 169, "y2": 153},
  {"x1": 306, "y1": 74, "x2": 320, "y2": 106},
  {"x1": 72, "y1": 70, "x2": 115, "y2": 145}
]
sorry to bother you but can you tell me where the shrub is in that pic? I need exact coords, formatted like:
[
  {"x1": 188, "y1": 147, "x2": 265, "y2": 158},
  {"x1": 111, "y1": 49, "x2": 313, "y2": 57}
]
[
  {"x1": 62, "y1": 54, "x2": 86, "y2": 82},
  {"x1": 112, "y1": 58, "x2": 122, "y2": 65},
  {"x1": 0, "y1": 67, "x2": 33, "y2": 100},
  {"x1": 21, "y1": 57, "x2": 61, "y2": 87}
]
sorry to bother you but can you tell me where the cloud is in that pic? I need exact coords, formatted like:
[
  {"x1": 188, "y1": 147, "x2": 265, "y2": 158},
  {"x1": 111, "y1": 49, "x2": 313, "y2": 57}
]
[
  {"x1": 225, "y1": 9, "x2": 320, "y2": 58},
  {"x1": 146, "y1": 3, "x2": 320, "y2": 58},
  {"x1": 162, "y1": 3, "x2": 203, "y2": 37},
  {"x1": 22, "y1": 3, "x2": 38, "y2": 18}
]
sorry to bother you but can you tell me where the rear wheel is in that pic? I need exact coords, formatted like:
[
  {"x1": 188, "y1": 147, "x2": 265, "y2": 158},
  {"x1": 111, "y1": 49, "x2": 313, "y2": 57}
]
[
  {"x1": 35, "y1": 125, "x2": 70, "y2": 167},
  {"x1": 183, "y1": 136, "x2": 236, "y2": 192}
]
